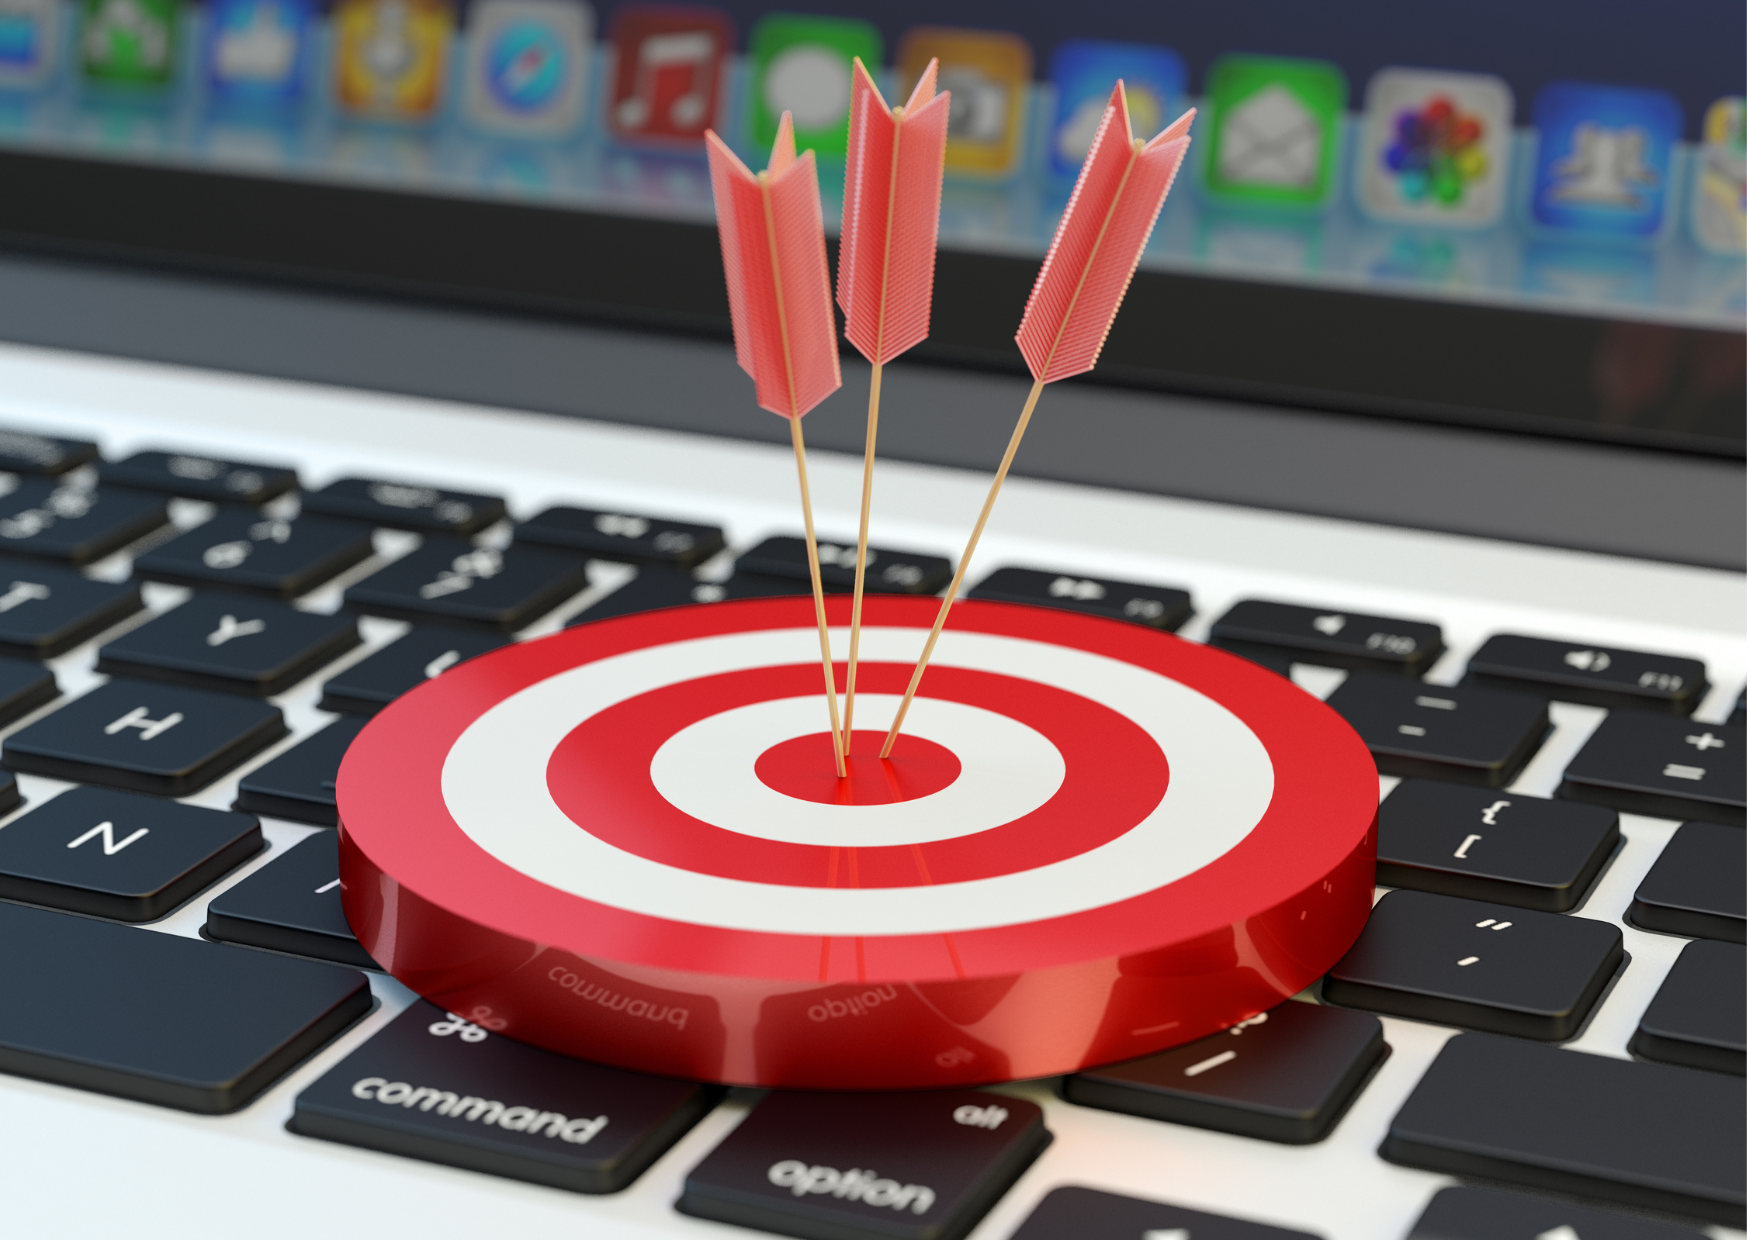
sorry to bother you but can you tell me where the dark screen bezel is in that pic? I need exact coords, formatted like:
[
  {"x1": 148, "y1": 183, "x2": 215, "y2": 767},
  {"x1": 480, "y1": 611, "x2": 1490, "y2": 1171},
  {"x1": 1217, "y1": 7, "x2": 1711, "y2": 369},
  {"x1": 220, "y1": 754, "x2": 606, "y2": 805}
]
[{"x1": 0, "y1": 146, "x2": 1739, "y2": 458}]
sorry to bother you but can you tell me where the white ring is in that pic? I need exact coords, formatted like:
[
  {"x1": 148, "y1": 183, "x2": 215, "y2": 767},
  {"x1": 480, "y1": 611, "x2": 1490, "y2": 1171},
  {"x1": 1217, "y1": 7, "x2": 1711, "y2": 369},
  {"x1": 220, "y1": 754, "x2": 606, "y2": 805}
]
[
  {"x1": 442, "y1": 627, "x2": 1274, "y2": 937},
  {"x1": 649, "y1": 694, "x2": 1065, "y2": 847}
]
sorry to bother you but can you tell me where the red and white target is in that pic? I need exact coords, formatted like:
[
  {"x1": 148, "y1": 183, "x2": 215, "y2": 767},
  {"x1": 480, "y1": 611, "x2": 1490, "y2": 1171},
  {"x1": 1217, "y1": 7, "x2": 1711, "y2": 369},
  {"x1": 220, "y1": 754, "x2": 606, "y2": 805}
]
[{"x1": 337, "y1": 595, "x2": 1378, "y2": 1089}]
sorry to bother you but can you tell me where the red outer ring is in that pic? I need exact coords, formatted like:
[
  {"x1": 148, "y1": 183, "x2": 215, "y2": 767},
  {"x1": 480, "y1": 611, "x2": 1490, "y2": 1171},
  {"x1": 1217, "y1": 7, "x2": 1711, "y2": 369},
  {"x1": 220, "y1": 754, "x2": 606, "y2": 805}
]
[{"x1": 338, "y1": 595, "x2": 1378, "y2": 1089}]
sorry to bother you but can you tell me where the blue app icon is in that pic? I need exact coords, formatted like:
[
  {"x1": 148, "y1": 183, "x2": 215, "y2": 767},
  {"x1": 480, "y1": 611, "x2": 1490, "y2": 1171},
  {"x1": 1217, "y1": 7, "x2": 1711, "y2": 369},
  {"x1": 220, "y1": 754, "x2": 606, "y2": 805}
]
[
  {"x1": 203, "y1": 0, "x2": 313, "y2": 105},
  {"x1": 1530, "y1": 82, "x2": 1682, "y2": 239},
  {"x1": 1047, "y1": 39, "x2": 1185, "y2": 177}
]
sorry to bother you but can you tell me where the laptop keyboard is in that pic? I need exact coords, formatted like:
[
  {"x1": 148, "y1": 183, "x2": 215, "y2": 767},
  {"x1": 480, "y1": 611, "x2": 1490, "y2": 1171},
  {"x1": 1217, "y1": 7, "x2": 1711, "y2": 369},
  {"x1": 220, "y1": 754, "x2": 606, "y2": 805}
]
[{"x1": 0, "y1": 412, "x2": 1739, "y2": 1240}]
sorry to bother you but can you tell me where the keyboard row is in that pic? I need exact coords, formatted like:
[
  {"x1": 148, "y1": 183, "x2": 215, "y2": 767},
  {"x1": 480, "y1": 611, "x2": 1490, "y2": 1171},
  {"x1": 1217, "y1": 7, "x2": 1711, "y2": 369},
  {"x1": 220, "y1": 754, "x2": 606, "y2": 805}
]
[{"x1": 3, "y1": 892, "x2": 1741, "y2": 1231}]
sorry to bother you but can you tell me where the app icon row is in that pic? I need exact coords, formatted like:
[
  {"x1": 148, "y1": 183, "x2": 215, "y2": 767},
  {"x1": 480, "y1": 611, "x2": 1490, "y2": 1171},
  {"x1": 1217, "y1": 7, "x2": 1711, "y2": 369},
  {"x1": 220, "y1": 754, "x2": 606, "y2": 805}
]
[{"x1": 0, "y1": 0, "x2": 1740, "y2": 254}]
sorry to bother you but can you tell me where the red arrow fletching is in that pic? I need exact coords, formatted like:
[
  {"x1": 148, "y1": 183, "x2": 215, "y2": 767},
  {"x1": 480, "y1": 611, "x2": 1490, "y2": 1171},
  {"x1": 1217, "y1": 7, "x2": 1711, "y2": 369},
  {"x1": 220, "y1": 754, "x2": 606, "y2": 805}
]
[
  {"x1": 705, "y1": 115, "x2": 843, "y2": 418},
  {"x1": 1016, "y1": 85, "x2": 1194, "y2": 385},
  {"x1": 837, "y1": 58, "x2": 951, "y2": 365}
]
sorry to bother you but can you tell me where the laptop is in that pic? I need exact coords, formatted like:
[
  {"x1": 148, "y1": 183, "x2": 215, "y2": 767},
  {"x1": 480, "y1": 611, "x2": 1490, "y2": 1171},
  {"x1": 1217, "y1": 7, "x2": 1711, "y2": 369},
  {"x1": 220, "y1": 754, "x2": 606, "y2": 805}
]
[{"x1": 0, "y1": 1, "x2": 1739, "y2": 1237}]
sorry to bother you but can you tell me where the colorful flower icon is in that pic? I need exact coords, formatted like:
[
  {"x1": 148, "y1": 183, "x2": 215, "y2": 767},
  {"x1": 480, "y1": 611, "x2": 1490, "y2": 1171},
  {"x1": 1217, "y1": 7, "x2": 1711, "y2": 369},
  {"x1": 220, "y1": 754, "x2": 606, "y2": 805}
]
[{"x1": 1385, "y1": 95, "x2": 1486, "y2": 206}]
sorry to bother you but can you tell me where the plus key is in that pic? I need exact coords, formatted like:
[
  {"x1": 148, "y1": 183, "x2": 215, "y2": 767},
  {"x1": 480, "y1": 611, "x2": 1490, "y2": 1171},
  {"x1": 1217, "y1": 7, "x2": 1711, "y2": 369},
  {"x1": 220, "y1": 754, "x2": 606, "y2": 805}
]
[{"x1": 1560, "y1": 714, "x2": 1745, "y2": 826}]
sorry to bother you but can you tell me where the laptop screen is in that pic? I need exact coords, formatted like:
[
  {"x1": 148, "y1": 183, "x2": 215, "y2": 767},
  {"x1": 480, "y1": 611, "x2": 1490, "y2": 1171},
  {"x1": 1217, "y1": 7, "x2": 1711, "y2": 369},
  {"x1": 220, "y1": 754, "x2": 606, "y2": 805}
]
[{"x1": 0, "y1": 0, "x2": 1742, "y2": 450}]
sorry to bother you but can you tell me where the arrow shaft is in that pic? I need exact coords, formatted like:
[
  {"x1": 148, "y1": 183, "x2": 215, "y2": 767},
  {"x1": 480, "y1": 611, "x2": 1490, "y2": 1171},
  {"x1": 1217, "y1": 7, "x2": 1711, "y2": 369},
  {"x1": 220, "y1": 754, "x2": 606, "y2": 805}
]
[
  {"x1": 881, "y1": 377, "x2": 1045, "y2": 757},
  {"x1": 762, "y1": 169, "x2": 845, "y2": 774}
]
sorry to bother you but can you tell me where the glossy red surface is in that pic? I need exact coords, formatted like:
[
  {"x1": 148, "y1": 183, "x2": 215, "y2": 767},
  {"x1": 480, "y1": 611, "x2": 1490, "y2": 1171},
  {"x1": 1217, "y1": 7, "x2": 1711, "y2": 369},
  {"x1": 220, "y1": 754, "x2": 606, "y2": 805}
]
[{"x1": 338, "y1": 595, "x2": 1378, "y2": 1089}]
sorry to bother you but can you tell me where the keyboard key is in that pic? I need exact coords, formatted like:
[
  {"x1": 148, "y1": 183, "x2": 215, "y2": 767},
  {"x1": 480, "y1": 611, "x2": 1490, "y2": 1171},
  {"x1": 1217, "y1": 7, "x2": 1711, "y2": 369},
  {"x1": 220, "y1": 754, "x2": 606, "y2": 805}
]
[
  {"x1": 204, "y1": 831, "x2": 376, "y2": 967},
  {"x1": 1406, "y1": 1184, "x2": 1710, "y2": 1240},
  {"x1": 677, "y1": 1089, "x2": 1051, "y2": 1240},
  {"x1": 344, "y1": 538, "x2": 591, "y2": 631},
  {"x1": 1466, "y1": 633, "x2": 1707, "y2": 715},
  {"x1": 4, "y1": 679, "x2": 287, "y2": 796},
  {"x1": 968, "y1": 566, "x2": 1192, "y2": 631},
  {"x1": 718, "y1": 572, "x2": 813, "y2": 600},
  {"x1": 1063, "y1": 1000, "x2": 1386, "y2": 1144},
  {"x1": 1732, "y1": 688, "x2": 1745, "y2": 728},
  {"x1": 1630, "y1": 940, "x2": 1745, "y2": 1076},
  {"x1": 301, "y1": 476, "x2": 506, "y2": 536},
  {"x1": 519, "y1": 506, "x2": 726, "y2": 568},
  {"x1": 1323, "y1": 889, "x2": 1622, "y2": 1040},
  {"x1": 1376, "y1": 779, "x2": 1619, "y2": 911},
  {"x1": 0, "y1": 477, "x2": 168, "y2": 563},
  {"x1": 1325, "y1": 676, "x2": 1548, "y2": 787},
  {"x1": 1382, "y1": 1032, "x2": 1745, "y2": 1224},
  {"x1": 1209, "y1": 599, "x2": 1443, "y2": 676},
  {"x1": 232, "y1": 716, "x2": 368, "y2": 826},
  {"x1": 566, "y1": 568, "x2": 718, "y2": 626},
  {"x1": 0, "y1": 654, "x2": 58, "y2": 727},
  {"x1": 96, "y1": 594, "x2": 360, "y2": 697},
  {"x1": 0, "y1": 899, "x2": 369, "y2": 1113},
  {"x1": 1012, "y1": 1186, "x2": 1318, "y2": 1239},
  {"x1": 0, "y1": 768, "x2": 19, "y2": 817},
  {"x1": 98, "y1": 449, "x2": 297, "y2": 504},
  {"x1": 736, "y1": 535, "x2": 953, "y2": 595},
  {"x1": 134, "y1": 507, "x2": 374, "y2": 598},
  {"x1": 1628, "y1": 821, "x2": 1745, "y2": 942},
  {"x1": 318, "y1": 627, "x2": 507, "y2": 716},
  {"x1": 1560, "y1": 713, "x2": 1745, "y2": 826},
  {"x1": 0, "y1": 561, "x2": 144, "y2": 658},
  {"x1": 292, "y1": 999, "x2": 719, "y2": 1192},
  {"x1": 0, "y1": 785, "x2": 261, "y2": 922},
  {"x1": 0, "y1": 428, "x2": 99, "y2": 475}
]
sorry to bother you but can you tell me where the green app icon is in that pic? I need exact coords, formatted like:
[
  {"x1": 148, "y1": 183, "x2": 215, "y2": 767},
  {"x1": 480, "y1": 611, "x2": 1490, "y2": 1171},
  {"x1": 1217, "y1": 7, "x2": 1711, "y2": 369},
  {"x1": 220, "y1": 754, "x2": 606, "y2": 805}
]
[
  {"x1": 1202, "y1": 55, "x2": 1347, "y2": 208},
  {"x1": 81, "y1": 0, "x2": 180, "y2": 85},
  {"x1": 748, "y1": 12, "x2": 881, "y2": 157}
]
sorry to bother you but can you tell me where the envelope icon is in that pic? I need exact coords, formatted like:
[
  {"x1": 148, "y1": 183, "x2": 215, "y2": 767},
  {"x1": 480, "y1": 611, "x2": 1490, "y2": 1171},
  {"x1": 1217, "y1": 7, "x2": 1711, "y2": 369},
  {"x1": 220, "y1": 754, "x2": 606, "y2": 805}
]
[{"x1": 1217, "y1": 84, "x2": 1322, "y2": 188}]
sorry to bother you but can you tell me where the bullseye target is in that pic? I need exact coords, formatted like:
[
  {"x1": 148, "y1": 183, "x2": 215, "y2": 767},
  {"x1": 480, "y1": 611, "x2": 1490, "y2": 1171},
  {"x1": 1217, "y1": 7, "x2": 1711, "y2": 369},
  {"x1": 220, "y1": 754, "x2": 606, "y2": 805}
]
[{"x1": 337, "y1": 595, "x2": 1379, "y2": 1089}]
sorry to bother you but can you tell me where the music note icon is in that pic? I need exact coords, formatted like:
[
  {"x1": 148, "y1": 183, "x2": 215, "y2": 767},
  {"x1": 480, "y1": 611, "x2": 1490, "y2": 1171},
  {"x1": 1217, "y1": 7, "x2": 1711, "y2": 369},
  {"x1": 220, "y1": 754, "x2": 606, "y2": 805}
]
[{"x1": 608, "y1": 4, "x2": 731, "y2": 143}]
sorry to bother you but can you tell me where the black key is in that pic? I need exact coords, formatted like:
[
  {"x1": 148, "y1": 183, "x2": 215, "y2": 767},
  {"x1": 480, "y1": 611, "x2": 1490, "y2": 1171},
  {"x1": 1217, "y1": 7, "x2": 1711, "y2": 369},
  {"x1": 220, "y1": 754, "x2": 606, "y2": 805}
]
[
  {"x1": 4, "y1": 679, "x2": 287, "y2": 795},
  {"x1": 0, "y1": 561, "x2": 144, "y2": 658},
  {"x1": 736, "y1": 534, "x2": 953, "y2": 595},
  {"x1": 0, "y1": 428, "x2": 99, "y2": 475},
  {"x1": 1406, "y1": 1184, "x2": 1710, "y2": 1240},
  {"x1": 1323, "y1": 889, "x2": 1622, "y2": 1039},
  {"x1": 1382, "y1": 1032, "x2": 1745, "y2": 1224},
  {"x1": 1209, "y1": 599, "x2": 1443, "y2": 676},
  {"x1": 1467, "y1": 633, "x2": 1707, "y2": 715},
  {"x1": 718, "y1": 572, "x2": 813, "y2": 601},
  {"x1": 1012, "y1": 1186, "x2": 1318, "y2": 1239},
  {"x1": 134, "y1": 507, "x2": 374, "y2": 598},
  {"x1": 1325, "y1": 675, "x2": 1548, "y2": 787},
  {"x1": 1628, "y1": 821, "x2": 1746, "y2": 942},
  {"x1": 968, "y1": 566, "x2": 1192, "y2": 631},
  {"x1": 0, "y1": 900, "x2": 369, "y2": 1113},
  {"x1": 233, "y1": 716, "x2": 368, "y2": 826},
  {"x1": 566, "y1": 568, "x2": 719, "y2": 626},
  {"x1": 1063, "y1": 1000, "x2": 1386, "y2": 1144},
  {"x1": 345, "y1": 538, "x2": 591, "y2": 631},
  {"x1": 1732, "y1": 687, "x2": 1745, "y2": 728},
  {"x1": 301, "y1": 476, "x2": 506, "y2": 536},
  {"x1": 519, "y1": 505, "x2": 725, "y2": 568},
  {"x1": 678, "y1": 1089, "x2": 1051, "y2": 1240},
  {"x1": 0, "y1": 654, "x2": 58, "y2": 727},
  {"x1": 0, "y1": 768, "x2": 18, "y2": 817},
  {"x1": 1630, "y1": 940, "x2": 1745, "y2": 1075},
  {"x1": 318, "y1": 627, "x2": 507, "y2": 716},
  {"x1": 292, "y1": 999, "x2": 719, "y2": 1192},
  {"x1": 0, "y1": 477, "x2": 169, "y2": 563},
  {"x1": 1377, "y1": 779, "x2": 1619, "y2": 911},
  {"x1": 96, "y1": 594, "x2": 360, "y2": 697},
  {"x1": 1559, "y1": 713, "x2": 1744, "y2": 826},
  {"x1": 205, "y1": 831, "x2": 376, "y2": 967},
  {"x1": 98, "y1": 449, "x2": 297, "y2": 504},
  {"x1": 0, "y1": 785, "x2": 261, "y2": 921}
]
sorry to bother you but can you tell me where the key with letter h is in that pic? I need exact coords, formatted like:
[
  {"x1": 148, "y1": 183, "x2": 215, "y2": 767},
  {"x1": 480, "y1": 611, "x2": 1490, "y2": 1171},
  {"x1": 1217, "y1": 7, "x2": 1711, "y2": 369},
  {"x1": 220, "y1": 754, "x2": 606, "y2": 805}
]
[{"x1": 4, "y1": 679, "x2": 287, "y2": 796}]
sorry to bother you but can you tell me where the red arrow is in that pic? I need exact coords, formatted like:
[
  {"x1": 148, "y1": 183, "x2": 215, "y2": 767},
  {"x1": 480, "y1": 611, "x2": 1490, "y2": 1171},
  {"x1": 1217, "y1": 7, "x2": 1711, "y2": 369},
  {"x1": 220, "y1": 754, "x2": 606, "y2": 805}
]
[
  {"x1": 706, "y1": 114, "x2": 847, "y2": 773},
  {"x1": 883, "y1": 84, "x2": 1195, "y2": 756}
]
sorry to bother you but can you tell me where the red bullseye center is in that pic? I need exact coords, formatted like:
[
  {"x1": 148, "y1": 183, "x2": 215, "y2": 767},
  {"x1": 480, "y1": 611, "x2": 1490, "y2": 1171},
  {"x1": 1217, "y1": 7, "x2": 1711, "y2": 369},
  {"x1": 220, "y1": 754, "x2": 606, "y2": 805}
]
[{"x1": 755, "y1": 731, "x2": 961, "y2": 805}]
